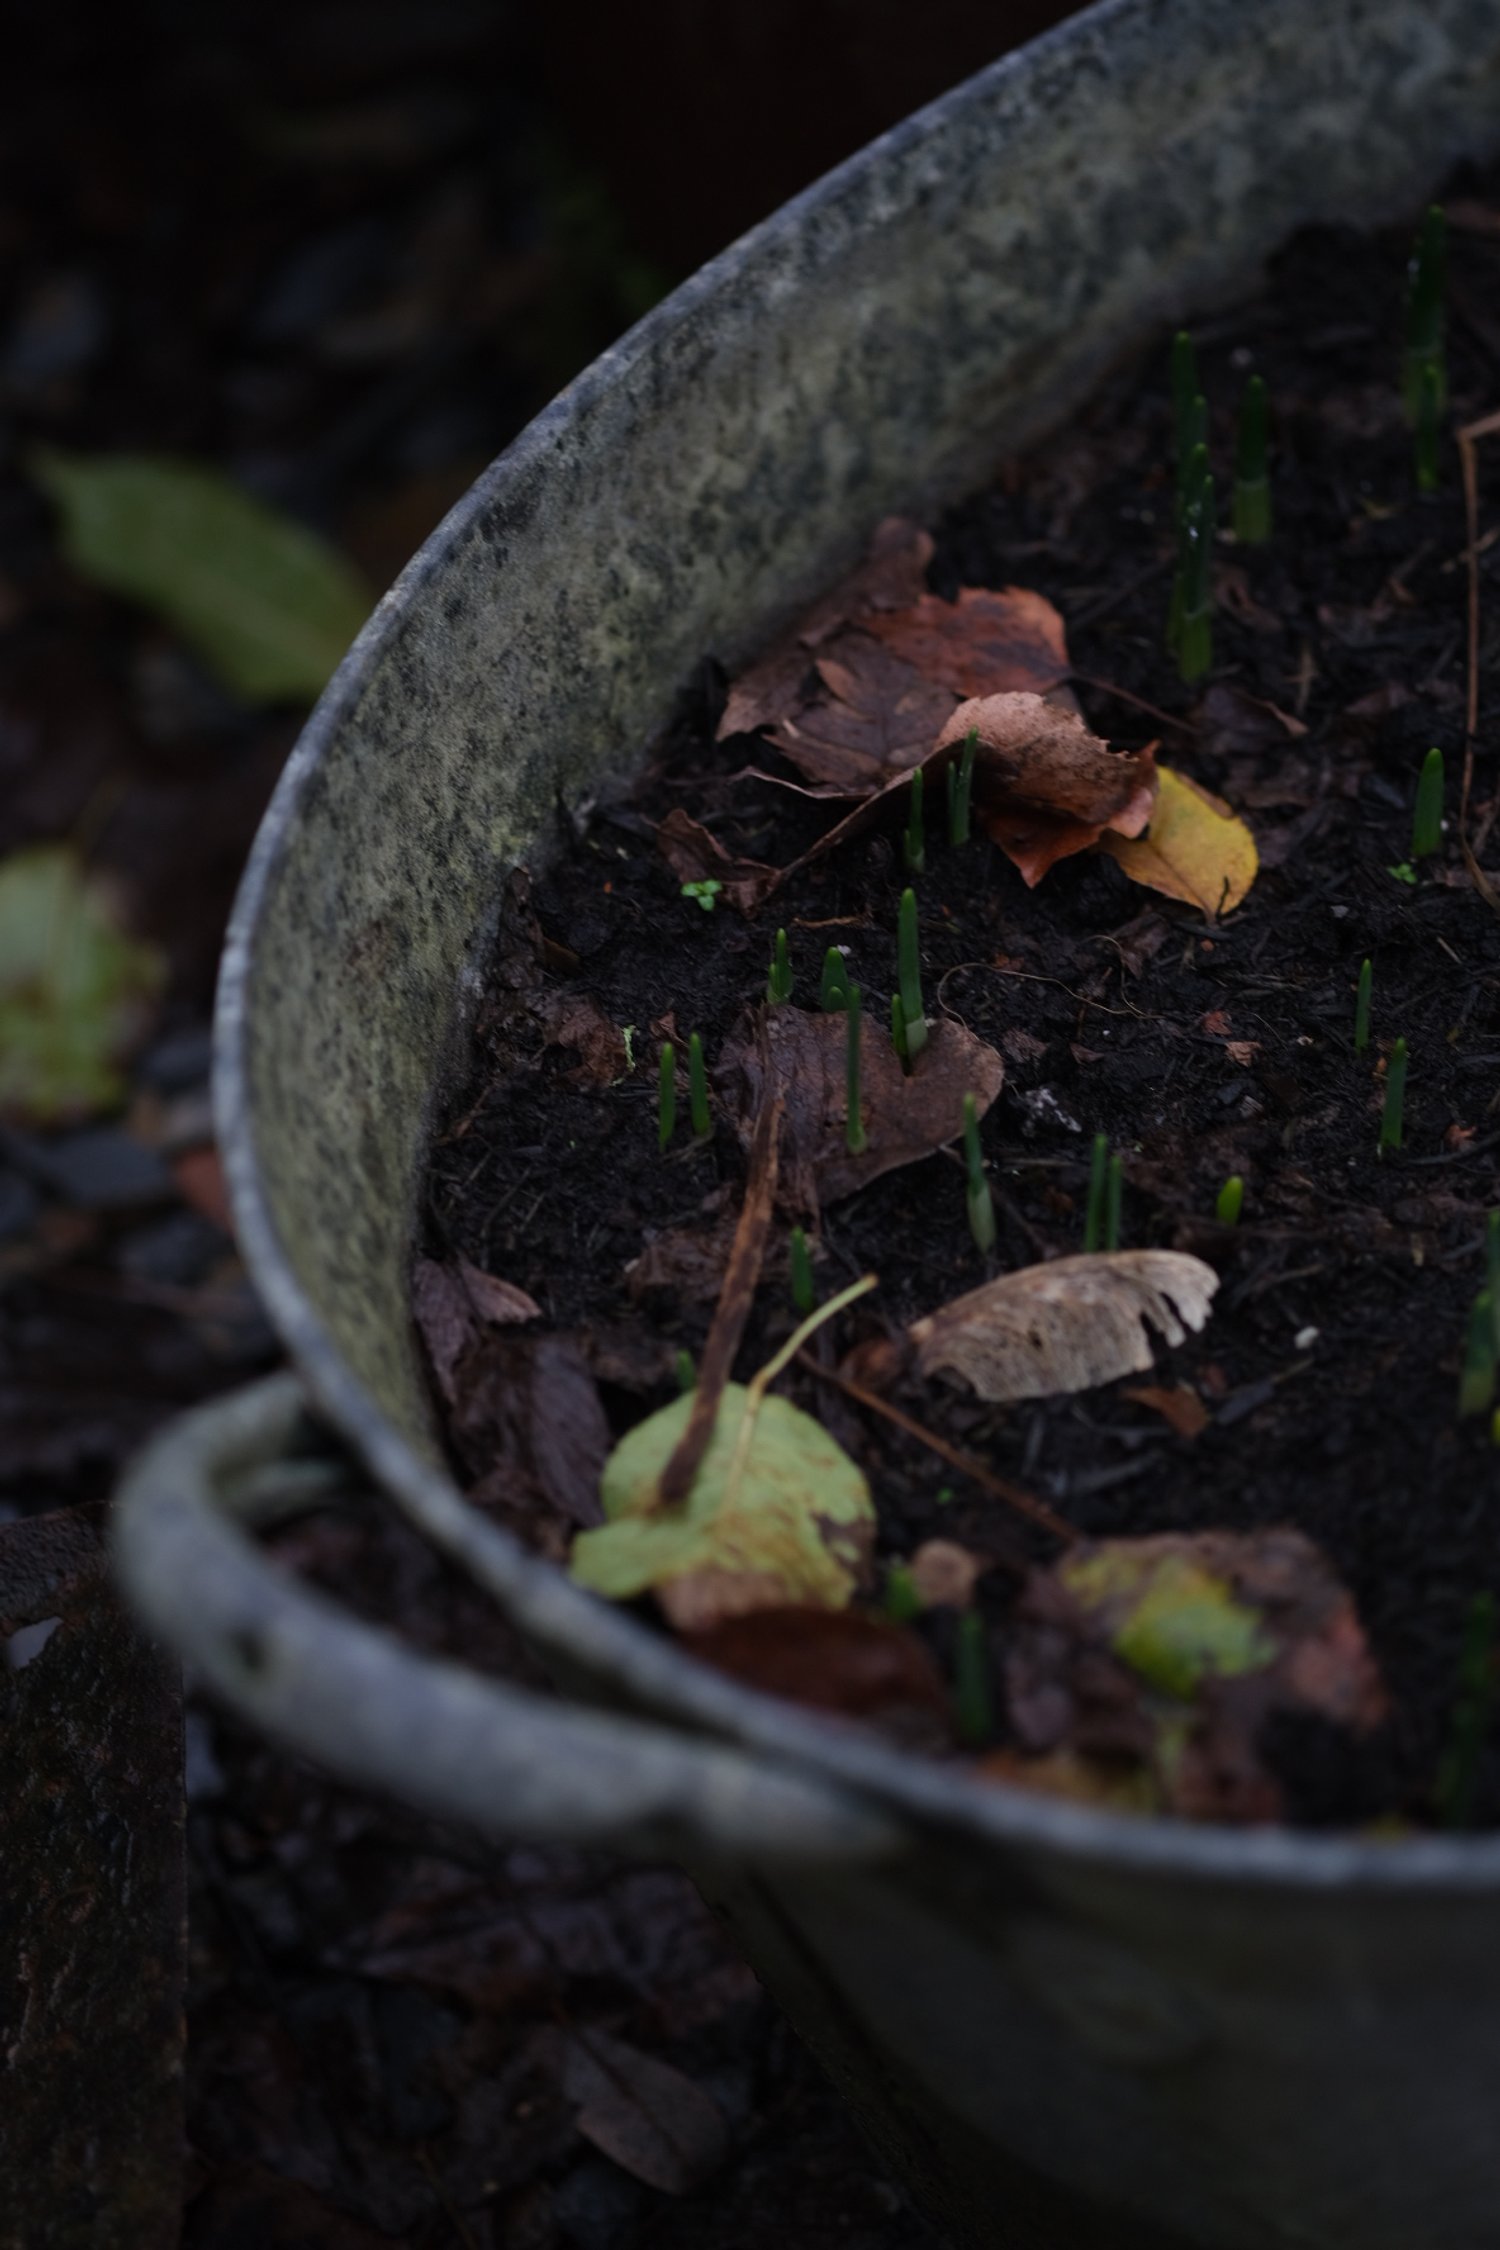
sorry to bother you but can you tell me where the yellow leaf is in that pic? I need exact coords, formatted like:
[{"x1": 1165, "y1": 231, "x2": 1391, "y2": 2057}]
[{"x1": 1099, "y1": 765, "x2": 1256, "y2": 917}]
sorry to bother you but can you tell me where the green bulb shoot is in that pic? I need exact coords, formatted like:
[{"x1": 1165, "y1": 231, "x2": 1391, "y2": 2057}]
[
  {"x1": 1460, "y1": 1291, "x2": 1497, "y2": 1419},
  {"x1": 1403, "y1": 204, "x2": 1447, "y2": 425},
  {"x1": 657, "y1": 1041, "x2": 676, "y2": 1151},
  {"x1": 1435, "y1": 1591, "x2": 1496, "y2": 1832},
  {"x1": 845, "y1": 983, "x2": 867, "y2": 1155},
  {"x1": 954, "y1": 1609, "x2": 994, "y2": 1748},
  {"x1": 688, "y1": 1031, "x2": 712, "y2": 1141},
  {"x1": 1412, "y1": 746, "x2": 1444, "y2": 858},
  {"x1": 1175, "y1": 394, "x2": 1209, "y2": 523},
  {"x1": 1084, "y1": 1131, "x2": 1110, "y2": 1253},
  {"x1": 1176, "y1": 464, "x2": 1216, "y2": 683},
  {"x1": 891, "y1": 991, "x2": 911, "y2": 1072},
  {"x1": 674, "y1": 1347, "x2": 696, "y2": 1393},
  {"x1": 1170, "y1": 331, "x2": 1200, "y2": 463},
  {"x1": 1354, "y1": 957, "x2": 1373, "y2": 1054},
  {"x1": 1105, "y1": 1152, "x2": 1124, "y2": 1252},
  {"x1": 903, "y1": 768, "x2": 926, "y2": 876},
  {"x1": 1216, "y1": 1173, "x2": 1244, "y2": 1227},
  {"x1": 1233, "y1": 375, "x2": 1272, "y2": 545},
  {"x1": 766, "y1": 926, "x2": 793, "y2": 1004},
  {"x1": 948, "y1": 728, "x2": 977, "y2": 847},
  {"x1": 962, "y1": 1091, "x2": 996, "y2": 1256},
  {"x1": 884, "y1": 1564, "x2": 921, "y2": 1624},
  {"x1": 1415, "y1": 357, "x2": 1442, "y2": 494},
  {"x1": 1380, "y1": 1037, "x2": 1408, "y2": 1154},
  {"x1": 820, "y1": 944, "x2": 850, "y2": 1011},
  {"x1": 897, "y1": 886, "x2": 927, "y2": 1061},
  {"x1": 789, "y1": 1224, "x2": 816, "y2": 1317}
]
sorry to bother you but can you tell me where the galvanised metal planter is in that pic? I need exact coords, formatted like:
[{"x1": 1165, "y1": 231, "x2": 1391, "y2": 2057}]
[{"x1": 115, "y1": 4, "x2": 1500, "y2": 2243}]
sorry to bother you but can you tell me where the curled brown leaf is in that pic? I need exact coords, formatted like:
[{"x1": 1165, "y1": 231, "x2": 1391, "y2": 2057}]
[{"x1": 932, "y1": 694, "x2": 1157, "y2": 887}]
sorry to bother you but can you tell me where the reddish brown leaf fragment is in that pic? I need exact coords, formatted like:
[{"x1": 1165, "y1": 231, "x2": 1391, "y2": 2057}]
[
  {"x1": 556, "y1": 2027, "x2": 730, "y2": 2194},
  {"x1": 656, "y1": 806, "x2": 780, "y2": 915},
  {"x1": 933, "y1": 694, "x2": 1157, "y2": 887},
  {"x1": 772, "y1": 633, "x2": 955, "y2": 794},
  {"x1": 1121, "y1": 1383, "x2": 1211, "y2": 1440},
  {"x1": 867, "y1": 585, "x2": 1069, "y2": 700},
  {"x1": 413, "y1": 1255, "x2": 541, "y2": 1405},
  {"x1": 683, "y1": 1605, "x2": 952, "y2": 1741},
  {"x1": 719, "y1": 1007, "x2": 1003, "y2": 1210}
]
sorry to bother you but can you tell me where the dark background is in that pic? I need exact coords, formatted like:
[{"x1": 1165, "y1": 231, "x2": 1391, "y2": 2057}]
[{"x1": 2, "y1": 5, "x2": 1077, "y2": 2244}]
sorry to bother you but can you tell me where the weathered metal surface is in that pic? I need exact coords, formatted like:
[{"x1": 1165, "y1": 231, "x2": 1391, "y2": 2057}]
[{"x1": 2, "y1": 1507, "x2": 184, "y2": 2250}]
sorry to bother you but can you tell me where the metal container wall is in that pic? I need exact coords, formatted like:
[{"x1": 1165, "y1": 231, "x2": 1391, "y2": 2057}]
[{"x1": 115, "y1": 3, "x2": 1500, "y2": 2243}]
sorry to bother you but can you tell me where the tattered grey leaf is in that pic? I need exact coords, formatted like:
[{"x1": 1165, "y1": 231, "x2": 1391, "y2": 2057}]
[{"x1": 910, "y1": 1251, "x2": 1219, "y2": 1403}]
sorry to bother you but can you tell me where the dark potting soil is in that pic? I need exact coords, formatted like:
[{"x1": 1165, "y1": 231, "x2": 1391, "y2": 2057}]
[{"x1": 422, "y1": 172, "x2": 1500, "y2": 1832}]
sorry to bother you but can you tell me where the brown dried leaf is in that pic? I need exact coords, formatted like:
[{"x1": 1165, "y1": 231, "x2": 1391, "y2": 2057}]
[
  {"x1": 683, "y1": 1605, "x2": 951, "y2": 1742},
  {"x1": 1002, "y1": 1530, "x2": 1387, "y2": 1823},
  {"x1": 626, "y1": 1213, "x2": 741, "y2": 1304},
  {"x1": 413, "y1": 1255, "x2": 542, "y2": 1404},
  {"x1": 450, "y1": 1331, "x2": 609, "y2": 1529},
  {"x1": 656, "y1": 807, "x2": 780, "y2": 915},
  {"x1": 538, "y1": 990, "x2": 629, "y2": 1085},
  {"x1": 719, "y1": 1007, "x2": 1004, "y2": 1211},
  {"x1": 770, "y1": 632, "x2": 956, "y2": 794},
  {"x1": 866, "y1": 585, "x2": 1069, "y2": 700},
  {"x1": 932, "y1": 694, "x2": 1156, "y2": 886},
  {"x1": 910, "y1": 1251, "x2": 1218, "y2": 1403},
  {"x1": 557, "y1": 2027, "x2": 729, "y2": 2195},
  {"x1": 1121, "y1": 1383, "x2": 1211, "y2": 1440},
  {"x1": 908, "y1": 1538, "x2": 988, "y2": 1610}
]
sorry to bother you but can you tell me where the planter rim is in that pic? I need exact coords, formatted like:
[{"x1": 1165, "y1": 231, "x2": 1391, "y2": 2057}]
[{"x1": 214, "y1": 0, "x2": 1500, "y2": 1891}]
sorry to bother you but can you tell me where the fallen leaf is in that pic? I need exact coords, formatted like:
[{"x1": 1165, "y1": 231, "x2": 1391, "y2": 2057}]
[
  {"x1": 537, "y1": 991, "x2": 628, "y2": 1086},
  {"x1": 31, "y1": 449, "x2": 371, "y2": 704},
  {"x1": 682, "y1": 1606, "x2": 951, "y2": 1742},
  {"x1": 773, "y1": 635, "x2": 955, "y2": 793},
  {"x1": 450, "y1": 1332, "x2": 610, "y2": 1550},
  {"x1": 656, "y1": 807, "x2": 780, "y2": 915},
  {"x1": 932, "y1": 695, "x2": 1156, "y2": 886},
  {"x1": 910, "y1": 1251, "x2": 1218, "y2": 1403},
  {"x1": 556, "y1": 2027, "x2": 729, "y2": 2194},
  {"x1": 413, "y1": 1255, "x2": 542, "y2": 1404},
  {"x1": 1099, "y1": 765, "x2": 1258, "y2": 917},
  {"x1": 908, "y1": 1538, "x2": 988, "y2": 1610},
  {"x1": 570, "y1": 1382, "x2": 873, "y2": 1628},
  {"x1": 1224, "y1": 1040, "x2": 1260, "y2": 1067},
  {"x1": 626, "y1": 1214, "x2": 741, "y2": 1304},
  {"x1": 719, "y1": 1007, "x2": 1004, "y2": 1209},
  {"x1": 867, "y1": 586, "x2": 1069, "y2": 701},
  {"x1": 1122, "y1": 1383, "x2": 1210, "y2": 1439},
  {"x1": 171, "y1": 1146, "x2": 232, "y2": 1233},
  {"x1": 0, "y1": 845, "x2": 165, "y2": 1124},
  {"x1": 1002, "y1": 1530, "x2": 1387, "y2": 1822}
]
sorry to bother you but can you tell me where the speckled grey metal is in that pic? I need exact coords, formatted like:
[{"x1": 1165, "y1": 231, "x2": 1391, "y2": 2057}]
[{"x1": 115, "y1": 2, "x2": 1500, "y2": 2244}]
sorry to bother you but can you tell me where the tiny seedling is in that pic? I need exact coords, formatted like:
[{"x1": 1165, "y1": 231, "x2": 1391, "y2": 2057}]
[
  {"x1": 1379, "y1": 1036, "x2": 1408, "y2": 1154},
  {"x1": 674, "y1": 1348, "x2": 696, "y2": 1393},
  {"x1": 891, "y1": 992, "x2": 911, "y2": 1072},
  {"x1": 766, "y1": 926, "x2": 793, "y2": 1004},
  {"x1": 688, "y1": 1031, "x2": 712, "y2": 1140},
  {"x1": 1459, "y1": 1291, "x2": 1496, "y2": 1419},
  {"x1": 1233, "y1": 375, "x2": 1272, "y2": 545},
  {"x1": 681, "y1": 877, "x2": 723, "y2": 912},
  {"x1": 1170, "y1": 331, "x2": 1200, "y2": 464},
  {"x1": 820, "y1": 944, "x2": 850, "y2": 1011},
  {"x1": 1177, "y1": 463, "x2": 1216, "y2": 683},
  {"x1": 1105, "y1": 1152, "x2": 1124, "y2": 1252},
  {"x1": 621, "y1": 1024, "x2": 637, "y2": 1071},
  {"x1": 657, "y1": 1040, "x2": 676, "y2": 1151},
  {"x1": 1435, "y1": 1590, "x2": 1496, "y2": 1830},
  {"x1": 947, "y1": 728, "x2": 977, "y2": 847},
  {"x1": 1403, "y1": 204, "x2": 1447, "y2": 424},
  {"x1": 1354, "y1": 957, "x2": 1372, "y2": 1054},
  {"x1": 884, "y1": 1564, "x2": 921, "y2": 1624},
  {"x1": 962, "y1": 1091, "x2": 996, "y2": 1256},
  {"x1": 954, "y1": 1609, "x2": 993, "y2": 1748},
  {"x1": 1216, "y1": 1173, "x2": 1244, "y2": 1226},
  {"x1": 1387, "y1": 860, "x2": 1418, "y2": 887},
  {"x1": 903, "y1": 769, "x2": 926, "y2": 876},
  {"x1": 1084, "y1": 1131, "x2": 1110, "y2": 1253},
  {"x1": 845, "y1": 982, "x2": 867, "y2": 1155},
  {"x1": 897, "y1": 887, "x2": 928, "y2": 1061},
  {"x1": 1415, "y1": 357, "x2": 1442, "y2": 494},
  {"x1": 1412, "y1": 746, "x2": 1444, "y2": 858},
  {"x1": 789, "y1": 1224, "x2": 815, "y2": 1317}
]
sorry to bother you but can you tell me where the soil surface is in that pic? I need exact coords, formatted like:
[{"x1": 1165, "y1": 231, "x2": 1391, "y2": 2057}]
[{"x1": 425, "y1": 170, "x2": 1500, "y2": 1834}]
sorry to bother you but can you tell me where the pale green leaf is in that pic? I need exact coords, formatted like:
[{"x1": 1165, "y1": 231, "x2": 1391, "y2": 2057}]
[
  {"x1": 0, "y1": 846, "x2": 165, "y2": 1123},
  {"x1": 571, "y1": 1382, "x2": 872, "y2": 1624},
  {"x1": 32, "y1": 448, "x2": 371, "y2": 704},
  {"x1": 1060, "y1": 1545, "x2": 1275, "y2": 1699}
]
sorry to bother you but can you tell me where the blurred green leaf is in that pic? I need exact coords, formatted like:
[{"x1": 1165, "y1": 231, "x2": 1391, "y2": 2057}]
[
  {"x1": 571, "y1": 1381, "x2": 872, "y2": 1622},
  {"x1": 1060, "y1": 1545, "x2": 1274, "y2": 1699},
  {"x1": 31, "y1": 449, "x2": 371, "y2": 704},
  {"x1": 0, "y1": 845, "x2": 165, "y2": 1123}
]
